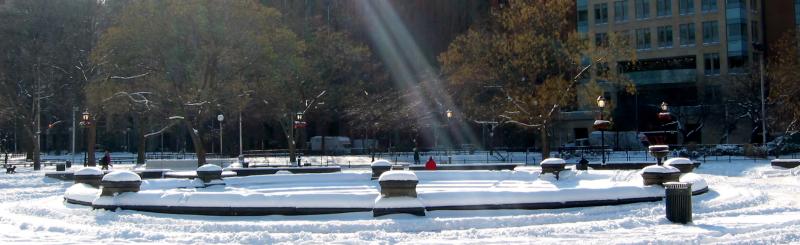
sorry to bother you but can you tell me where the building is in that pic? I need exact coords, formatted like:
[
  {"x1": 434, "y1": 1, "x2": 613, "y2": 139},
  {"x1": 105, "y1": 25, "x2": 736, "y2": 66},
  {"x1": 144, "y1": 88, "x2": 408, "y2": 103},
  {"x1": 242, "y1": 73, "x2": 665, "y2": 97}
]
[{"x1": 560, "y1": 0, "x2": 770, "y2": 146}]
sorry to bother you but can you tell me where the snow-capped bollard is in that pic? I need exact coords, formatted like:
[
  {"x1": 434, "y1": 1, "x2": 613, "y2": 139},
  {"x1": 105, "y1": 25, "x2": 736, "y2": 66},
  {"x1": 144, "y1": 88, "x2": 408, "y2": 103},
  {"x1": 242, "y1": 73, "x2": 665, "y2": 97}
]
[
  {"x1": 664, "y1": 158, "x2": 695, "y2": 173},
  {"x1": 100, "y1": 171, "x2": 142, "y2": 196},
  {"x1": 540, "y1": 158, "x2": 567, "y2": 180},
  {"x1": 371, "y1": 160, "x2": 392, "y2": 180},
  {"x1": 641, "y1": 165, "x2": 681, "y2": 186},
  {"x1": 197, "y1": 164, "x2": 223, "y2": 183},
  {"x1": 664, "y1": 182, "x2": 693, "y2": 224},
  {"x1": 373, "y1": 170, "x2": 425, "y2": 217},
  {"x1": 74, "y1": 167, "x2": 104, "y2": 187}
]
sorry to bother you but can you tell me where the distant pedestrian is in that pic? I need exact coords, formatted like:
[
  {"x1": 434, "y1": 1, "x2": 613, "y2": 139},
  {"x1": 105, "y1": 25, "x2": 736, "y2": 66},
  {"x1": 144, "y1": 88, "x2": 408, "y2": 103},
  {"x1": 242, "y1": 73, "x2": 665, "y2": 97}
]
[
  {"x1": 425, "y1": 156, "x2": 437, "y2": 170},
  {"x1": 413, "y1": 147, "x2": 420, "y2": 165},
  {"x1": 100, "y1": 150, "x2": 112, "y2": 170},
  {"x1": 639, "y1": 132, "x2": 650, "y2": 149}
]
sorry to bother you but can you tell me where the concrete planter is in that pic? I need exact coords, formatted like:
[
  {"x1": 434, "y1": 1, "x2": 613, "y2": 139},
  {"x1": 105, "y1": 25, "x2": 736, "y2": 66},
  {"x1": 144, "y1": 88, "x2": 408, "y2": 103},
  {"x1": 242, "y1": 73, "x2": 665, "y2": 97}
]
[
  {"x1": 379, "y1": 180, "x2": 419, "y2": 197},
  {"x1": 771, "y1": 159, "x2": 800, "y2": 169},
  {"x1": 101, "y1": 180, "x2": 142, "y2": 196},
  {"x1": 665, "y1": 158, "x2": 695, "y2": 173},
  {"x1": 642, "y1": 171, "x2": 681, "y2": 185},
  {"x1": 371, "y1": 160, "x2": 393, "y2": 180},
  {"x1": 74, "y1": 168, "x2": 104, "y2": 187},
  {"x1": 197, "y1": 170, "x2": 223, "y2": 183},
  {"x1": 541, "y1": 158, "x2": 567, "y2": 179}
]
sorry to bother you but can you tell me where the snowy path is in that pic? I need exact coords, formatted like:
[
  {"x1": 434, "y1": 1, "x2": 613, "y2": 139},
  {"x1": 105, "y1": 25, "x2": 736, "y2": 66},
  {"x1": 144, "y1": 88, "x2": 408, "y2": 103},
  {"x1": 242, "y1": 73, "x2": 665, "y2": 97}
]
[{"x1": 1, "y1": 161, "x2": 800, "y2": 244}]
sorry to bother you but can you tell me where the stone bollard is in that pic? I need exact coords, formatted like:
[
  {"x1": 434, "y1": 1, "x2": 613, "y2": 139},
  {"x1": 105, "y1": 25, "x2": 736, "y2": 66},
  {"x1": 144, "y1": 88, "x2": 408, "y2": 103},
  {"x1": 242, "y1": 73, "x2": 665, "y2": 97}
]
[
  {"x1": 664, "y1": 182, "x2": 692, "y2": 224},
  {"x1": 197, "y1": 164, "x2": 224, "y2": 184},
  {"x1": 100, "y1": 171, "x2": 142, "y2": 196},
  {"x1": 74, "y1": 167, "x2": 104, "y2": 187},
  {"x1": 664, "y1": 158, "x2": 695, "y2": 173},
  {"x1": 641, "y1": 165, "x2": 681, "y2": 186},
  {"x1": 540, "y1": 158, "x2": 567, "y2": 180},
  {"x1": 371, "y1": 160, "x2": 392, "y2": 180},
  {"x1": 373, "y1": 170, "x2": 425, "y2": 217}
]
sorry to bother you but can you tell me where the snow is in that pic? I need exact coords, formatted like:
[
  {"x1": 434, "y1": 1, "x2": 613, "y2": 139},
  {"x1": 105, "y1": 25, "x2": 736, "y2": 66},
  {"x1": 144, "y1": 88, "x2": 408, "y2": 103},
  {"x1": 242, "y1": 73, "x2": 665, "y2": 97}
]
[
  {"x1": 665, "y1": 157, "x2": 693, "y2": 165},
  {"x1": 649, "y1": 145, "x2": 669, "y2": 152},
  {"x1": 3, "y1": 155, "x2": 800, "y2": 243},
  {"x1": 642, "y1": 165, "x2": 681, "y2": 173},
  {"x1": 771, "y1": 159, "x2": 800, "y2": 163},
  {"x1": 370, "y1": 160, "x2": 392, "y2": 167},
  {"x1": 373, "y1": 196, "x2": 425, "y2": 209},
  {"x1": 74, "y1": 167, "x2": 102, "y2": 176},
  {"x1": 540, "y1": 158, "x2": 566, "y2": 165},
  {"x1": 378, "y1": 170, "x2": 418, "y2": 181},
  {"x1": 197, "y1": 164, "x2": 222, "y2": 172},
  {"x1": 101, "y1": 171, "x2": 142, "y2": 182},
  {"x1": 593, "y1": 120, "x2": 611, "y2": 126}
]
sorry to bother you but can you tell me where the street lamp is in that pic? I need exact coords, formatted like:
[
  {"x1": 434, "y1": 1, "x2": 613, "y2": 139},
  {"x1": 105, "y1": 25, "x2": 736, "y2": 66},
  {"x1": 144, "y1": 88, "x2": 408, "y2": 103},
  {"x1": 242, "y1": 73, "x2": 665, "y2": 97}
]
[
  {"x1": 596, "y1": 96, "x2": 607, "y2": 164},
  {"x1": 294, "y1": 111, "x2": 304, "y2": 166},
  {"x1": 446, "y1": 109, "x2": 453, "y2": 163},
  {"x1": 217, "y1": 114, "x2": 224, "y2": 156},
  {"x1": 79, "y1": 110, "x2": 93, "y2": 166}
]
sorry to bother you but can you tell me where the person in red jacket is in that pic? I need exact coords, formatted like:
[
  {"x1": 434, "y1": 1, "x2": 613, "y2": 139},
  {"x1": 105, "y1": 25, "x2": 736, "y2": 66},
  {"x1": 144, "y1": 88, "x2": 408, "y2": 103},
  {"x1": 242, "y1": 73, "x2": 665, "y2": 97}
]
[{"x1": 425, "y1": 157, "x2": 437, "y2": 170}]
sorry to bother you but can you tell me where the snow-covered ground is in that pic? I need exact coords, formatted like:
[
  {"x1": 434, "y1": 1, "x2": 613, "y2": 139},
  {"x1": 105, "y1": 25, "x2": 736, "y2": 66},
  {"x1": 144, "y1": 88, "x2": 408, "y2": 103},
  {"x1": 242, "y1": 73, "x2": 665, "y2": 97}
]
[{"x1": 1, "y1": 156, "x2": 800, "y2": 244}]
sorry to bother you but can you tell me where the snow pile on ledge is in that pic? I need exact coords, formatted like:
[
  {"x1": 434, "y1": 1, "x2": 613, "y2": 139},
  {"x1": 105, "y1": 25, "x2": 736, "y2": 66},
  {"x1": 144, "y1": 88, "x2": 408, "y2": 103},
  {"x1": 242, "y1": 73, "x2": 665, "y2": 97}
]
[
  {"x1": 374, "y1": 196, "x2": 424, "y2": 209},
  {"x1": 75, "y1": 167, "x2": 103, "y2": 176},
  {"x1": 665, "y1": 158, "x2": 692, "y2": 165},
  {"x1": 197, "y1": 164, "x2": 222, "y2": 172},
  {"x1": 593, "y1": 120, "x2": 611, "y2": 126},
  {"x1": 102, "y1": 171, "x2": 141, "y2": 182},
  {"x1": 371, "y1": 160, "x2": 392, "y2": 167},
  {"x1": 642, "y1": 165, "x2": 680, "y2": 173},
  {"x1": 540, "y1": 158, "x2": 566, "y2": 165},
  {"x1": 379, "y1": 171, "x2": 417, "y2": 181},
  {"x1": 648, "y1": 145, "x2": 669, "y2": 152}
]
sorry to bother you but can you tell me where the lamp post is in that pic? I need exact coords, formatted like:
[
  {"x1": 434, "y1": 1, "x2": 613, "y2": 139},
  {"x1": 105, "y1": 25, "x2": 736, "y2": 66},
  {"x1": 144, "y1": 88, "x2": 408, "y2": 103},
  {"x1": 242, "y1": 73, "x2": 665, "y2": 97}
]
[
  {"x1": 79, "y1": 109, "x2": 95, "y2": 166},
  {"x1": 597, "y1": 96, "x2": 607, "y2": 164},
  {"x1": 446, "y1": 109, "x2": 452, "y2": 163},
  {"x1": 295, "y1": 112, "x2": 304, "y2": 166},
  {"x1": 217, "y1": 114, "x2": 224, "y2": 156}
]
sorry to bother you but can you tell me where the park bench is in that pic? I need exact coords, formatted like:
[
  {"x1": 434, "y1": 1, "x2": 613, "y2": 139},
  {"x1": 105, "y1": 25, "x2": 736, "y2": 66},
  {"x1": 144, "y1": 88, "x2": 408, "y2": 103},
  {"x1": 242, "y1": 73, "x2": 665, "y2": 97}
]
[{"x1": 408, "y1": 163, "x2": 517, "y2": 171}]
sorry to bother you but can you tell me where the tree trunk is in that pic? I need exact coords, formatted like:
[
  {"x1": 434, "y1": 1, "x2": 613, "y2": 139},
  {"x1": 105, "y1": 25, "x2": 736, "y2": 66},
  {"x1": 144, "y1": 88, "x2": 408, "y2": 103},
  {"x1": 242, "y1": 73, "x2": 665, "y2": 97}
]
[
  {"x1": 137, "y1": 124, "x2": 146, "y2": 164},
  {"x1": 87, "y1": 122, "x2": 96, "y2": 166},
  {"x1": 540, "y1": 126, "x2": 550, "y2": 159},
  {"x1": 183, "y1": 120, "x2": 206, "y2": 167},
  {"x1": 23, "y1": 125, "x2": 41, "y2": 170}
]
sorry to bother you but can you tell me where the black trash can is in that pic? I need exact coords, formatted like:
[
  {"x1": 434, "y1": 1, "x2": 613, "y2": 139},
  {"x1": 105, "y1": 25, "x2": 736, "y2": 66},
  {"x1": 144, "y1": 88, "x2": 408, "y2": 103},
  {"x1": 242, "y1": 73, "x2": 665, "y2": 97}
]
[
  {"x1": 56, "y1": 163, "x2": 66, "y2": 171},
  {"x1": 65, "y1": 160, "x2": 72, "y2": 169},
  {"x1": 664, "y1": 182, "x2": 692, "y2": 224}
]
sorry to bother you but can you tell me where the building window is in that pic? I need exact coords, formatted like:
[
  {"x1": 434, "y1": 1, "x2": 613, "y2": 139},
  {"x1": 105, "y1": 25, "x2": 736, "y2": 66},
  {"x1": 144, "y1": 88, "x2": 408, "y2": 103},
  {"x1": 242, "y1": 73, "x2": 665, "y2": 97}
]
[
  {"x1": 636, "y1": 28, "x2": 652, "y2": 50},
  {"x1": 657, "y1": 0, "x2": 672, "y2": 16},
  {"x1": 796, "y1": 0, "x2": 800, "y2": 27},
  {"x1": 729, "y1": 55, "x2": 748, "y2": 74},
  {"x1": 704, "y1": 53, "x2": 720, "y2": 75},
  {"x1": 657, "y1": 26, "x2": 673, "y2": 48},
  {"x1": 614, "y1": 0, "x2": 629, "y2": 22},
  {"x1": 595, "y1": 32, "x2": 609, "y2": 47},
  {"x1": 595, "y1": 3, "x2": 609, "y2": 24},
  {"x1": 726, "y1": 0, "x2": 744, "y2": 9},
  {"x1": 702, "y1": 0, "x2": 718, "y2": 12},
  {"x1": 679, "y1": 23, "x2": 696, "y2": 46},
  {"x1": 702, "y1": 21, "x2": 719, "y2": 44},
  {"x1": 679, "y1": 0, "x2": 695, "y2": 15},
  {"x1": 751, "y1": 21, "x2": 759, "y2": 42},
  {"x1": 636, "y1": 0, "x2": 650, "y2": 19}
]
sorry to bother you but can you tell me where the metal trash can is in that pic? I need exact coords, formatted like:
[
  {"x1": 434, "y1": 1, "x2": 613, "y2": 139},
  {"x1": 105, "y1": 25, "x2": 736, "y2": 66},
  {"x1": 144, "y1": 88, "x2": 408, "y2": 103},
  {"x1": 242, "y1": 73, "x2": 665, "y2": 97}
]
[
  {"x1": 65, "y1": 160, "x2": 72, "y2": 169},
  {"x1": 664, "y1": 182, "x2": 692, "y2": 224},
  {"x1": 56, "y1": 163, "x2": 66, "y2": 172}
]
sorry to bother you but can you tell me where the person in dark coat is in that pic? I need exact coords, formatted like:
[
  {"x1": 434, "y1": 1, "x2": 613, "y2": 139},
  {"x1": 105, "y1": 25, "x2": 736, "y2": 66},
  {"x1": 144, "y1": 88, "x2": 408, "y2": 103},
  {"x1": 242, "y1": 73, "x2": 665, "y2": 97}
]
[
  {"x1": 425, "y1": 156, "x2": 437, "y2": 170},
  {"x1": 100, "y1": 150, "x2": 112, "y2": 170}
]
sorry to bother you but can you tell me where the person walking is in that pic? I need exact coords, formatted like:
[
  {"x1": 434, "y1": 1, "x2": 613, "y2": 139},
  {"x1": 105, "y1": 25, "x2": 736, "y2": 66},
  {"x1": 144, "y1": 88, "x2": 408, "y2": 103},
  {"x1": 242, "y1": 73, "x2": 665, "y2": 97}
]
[
  {"x1": 425, "y1": 156, "x2": 437, "y2": 170},
  {"x1": 100, "y1": 150, "x2": 112, "y2": 170}
]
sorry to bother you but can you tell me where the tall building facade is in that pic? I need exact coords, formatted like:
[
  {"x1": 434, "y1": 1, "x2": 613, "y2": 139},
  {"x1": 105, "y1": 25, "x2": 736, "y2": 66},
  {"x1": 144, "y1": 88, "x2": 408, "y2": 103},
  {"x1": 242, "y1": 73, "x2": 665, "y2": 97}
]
[{"x1": 562, "y1": 0, "x2": 766, "y2": 146}]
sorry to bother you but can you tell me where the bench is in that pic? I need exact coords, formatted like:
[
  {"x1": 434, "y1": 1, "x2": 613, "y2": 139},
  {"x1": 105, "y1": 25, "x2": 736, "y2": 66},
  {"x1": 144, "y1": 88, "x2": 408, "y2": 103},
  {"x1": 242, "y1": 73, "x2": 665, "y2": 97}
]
[
  {"x1": 226, "y1": 166, "x2": 342, "y2": 176},
  {"x1": 588, "y1": 161, "x2": 701, "y2": 170},
  {"x1": 145, "y1": 159, "x2": 235, "y2": 170},
  {"x1": 771, "y1": 159, "x2": 800, "y2": 169}
]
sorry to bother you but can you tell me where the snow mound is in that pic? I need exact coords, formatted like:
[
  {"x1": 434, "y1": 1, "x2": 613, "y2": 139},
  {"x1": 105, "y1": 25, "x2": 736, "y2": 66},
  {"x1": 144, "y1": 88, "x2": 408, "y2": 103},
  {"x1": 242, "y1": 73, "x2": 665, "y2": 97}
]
[
  {"x1": 371, "y1": 160, "x2": 392, "y2": 167},
  {"x1": 540, "y1": 158, "x2": 566, "y2": 165},
  {"x1": 378, "y1": 171, "x2": 418, "y2": 181},
  {"x1": 102, "y1": 171, "x2": 141, "y2": 182},
  {"x1": 593, "y1": 120, "x2": 611, "y2": 126},
  {"x1": 642, "y1": 165, "x2": 680, "y2": 173},
  {"x1": 197, "y1": 164, "x2": 222, "y2": 172},
  {"x1": 665, "y1": 157, "x2": 693, "y2": 165},
  {"x1": 75, "y1": 167, "x2": 103, "y2": 176}
]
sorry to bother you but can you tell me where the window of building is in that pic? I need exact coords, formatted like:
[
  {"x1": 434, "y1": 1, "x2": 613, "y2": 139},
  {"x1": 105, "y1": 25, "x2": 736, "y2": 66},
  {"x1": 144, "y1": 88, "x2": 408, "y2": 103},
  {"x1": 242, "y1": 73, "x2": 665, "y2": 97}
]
[
  {"x1": 614, "y1": 0, "x2": 629, "y2": 22},
  {"x1": 751, "y1": 21, "x2": 759, "y2": 42},
  {"x1": 729, "y1": 55, "x2": 748, "y2": 74},
  {"x1": 679, "y1": 0, "x2": 695, "y2": 15},
  {"x1": 796, "y1": 0, "x2": 800, "y2": 27},
  {"x1": 702, "y1": 0, "x2": 718, "y2": 12},
  {"x1": 596, "y1": 32, "x2": 609, "y2": 47},
  {"x1": 679, "y1": 23, "x2": 696, "y2": 46},
  {"x1": 636, "y1": 28, "x2": 652, "y2": 50},
  {"x1": 636, "y1": 0, "x2": 650, "y2": 19},
  {"x1": 657, "y1": 0, "x2": 672, "y2": 16},
  {"x1": 595, "y1": 3, "x2": 609, "y2": 24},
  {"x1": 726, "y1": 0, "x2": 744, "y2": 9},
  {"x1": 657, "y1": 26, "x2": 673, "y2": 48},
  {"x1": 727, "y1": 21, "x2": 746, "y2": 42},
  {"x1": 702, "y1": 21, "x2": 719, "y2": 44},
  {"x1": 704, "y1": 53, "x2": 720, "y2": 75}
]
